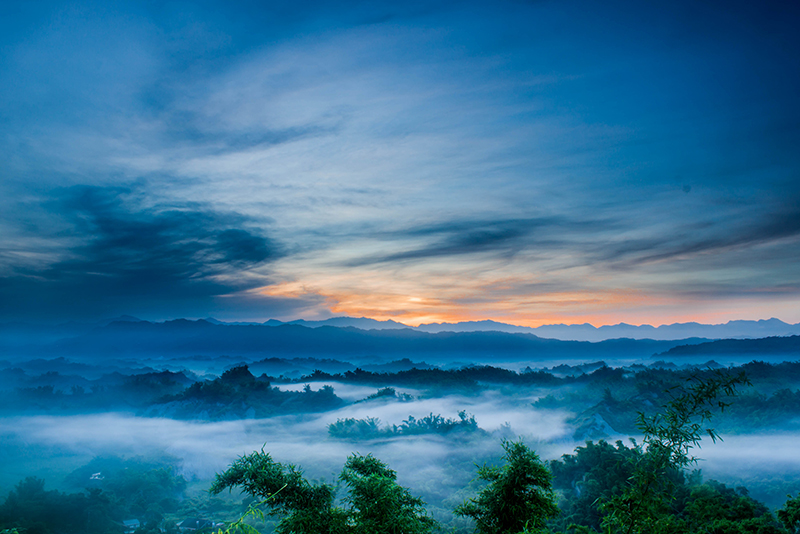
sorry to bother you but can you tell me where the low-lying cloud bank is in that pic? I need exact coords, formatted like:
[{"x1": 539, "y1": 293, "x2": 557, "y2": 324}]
[
  {"x1": 3, "y1": 402, "x2": 798, "y2": 497},
  {"x1": 0, "y1": 388, "x2": 574, "y2": 489}
]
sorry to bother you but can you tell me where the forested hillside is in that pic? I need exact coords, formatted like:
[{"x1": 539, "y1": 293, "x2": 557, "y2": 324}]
[{"x1": 3, "y1": 358, "x2": 800, "y2": 533}]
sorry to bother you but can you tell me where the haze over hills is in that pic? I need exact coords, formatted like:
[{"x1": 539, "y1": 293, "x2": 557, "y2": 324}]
[
  {"x1": 247, "y1": 316, "x2": 800, "y2": 342},
  {"x1": 2, "y1": 317, "x2": 799, "y2": 367},
  {"x1": 3, "y1": 316, "x2": 800, "y2": 348},
  {"x1": 658, "y1": 335, "x2": 800, "y2": 357},
  {"x1": 23, "y1": 319, "x2": 698, "y2": 362}
]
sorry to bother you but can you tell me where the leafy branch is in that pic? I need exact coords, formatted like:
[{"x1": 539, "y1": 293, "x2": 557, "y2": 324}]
[{"x1": 602, "y1": 370, "x2": 751, "y2": 534}]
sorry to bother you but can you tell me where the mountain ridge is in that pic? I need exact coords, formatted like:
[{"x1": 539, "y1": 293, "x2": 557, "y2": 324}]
[
  {"x1": 39, "y1": 319, "x2": 709, "y2": 362},
  {"x1": 3, "y1": 316, "x2": 799, "y2": 345},
  {"x1": 253, "y1": 316, "x2": 800, "y2": 342}
]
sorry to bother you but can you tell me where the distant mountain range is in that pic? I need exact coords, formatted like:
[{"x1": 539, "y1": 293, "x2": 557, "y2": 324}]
[
  {"x1": 3, "y1": 316, "x2": 799, "y2": 364},
  {"x1": 3, "y1": 316, "x2": 800, "y2": 345},
  {"x1": 658, "y1": 335, "x2": 800, "y2": 357},
  {"x1": 31, "y1": 319, "x2": 706, "y2": 362},
  {"x1": 211, "y1": 316, "x2": 800, "y2": 342}
]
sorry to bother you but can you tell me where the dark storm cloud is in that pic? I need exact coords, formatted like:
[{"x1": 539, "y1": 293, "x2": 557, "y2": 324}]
[{"x1": 0, "y1": 185, "x2": 284, "y2": 321}]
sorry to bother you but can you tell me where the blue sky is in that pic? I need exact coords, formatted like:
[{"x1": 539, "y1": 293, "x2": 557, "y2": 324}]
[{"x1": 1, "y1": 0, "x2": 799, "y2": 325}]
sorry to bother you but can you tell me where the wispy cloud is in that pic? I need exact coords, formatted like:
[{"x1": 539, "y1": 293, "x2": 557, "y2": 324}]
[
  {"x1": 0, "y1": 0, "x2": 798, "y2": 324},
  {"x1": 341, "y1": 216, "x2": 618, "y2": 267},
  {"x1": 593, "y1": 198, "x2": 800, "y2": 268},
  {"x1": 0, "y1": 184, "x2": 287, "y2": 320}
]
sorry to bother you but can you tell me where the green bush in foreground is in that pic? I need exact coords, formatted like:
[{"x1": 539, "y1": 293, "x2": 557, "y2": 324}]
[
  {"x1": 210, "y1": 449, "x2": 436, "y2": 534},
  {"x1": 206, "y1": 369, "x2": 799, "y2": 534},
  {"x1": 779, "y1": 494, "x2": 800, "y2": 533},
  {"x1": 601, "y1": 370, "x2": 751, "y2": 534},
  {"x1": 455, "y1": 439, "x2": 559, "y2": 534}
]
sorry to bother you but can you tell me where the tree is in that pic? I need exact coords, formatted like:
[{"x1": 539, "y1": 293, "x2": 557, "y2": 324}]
[
  {"x1": 210, "y1": 449, "x2": 343, "y2": 534},
  {"x1": 779, "y1": 494, "x2": 800, "y2": 534},
  {"x1": 210, "y1": 449, "x2": 436, "y2": 534},
  {"x1": 549, "y1": 440, "x2": 654, "y2": 532},
  {"x1": 601, "y1": 370, "x2": 750, "y2": 534},
  {"x1": 455, "y1": 439, "x2": 559, "y2": 534},
  {"x1": 0, "y1": 477, "x2": 101, "y2": 534},
  {"x1": 681, "y1": 481, "x2": 784, "y2": 534},
  {"x1": 339, "y1": 453, "x2": 437, "y2": 534}
]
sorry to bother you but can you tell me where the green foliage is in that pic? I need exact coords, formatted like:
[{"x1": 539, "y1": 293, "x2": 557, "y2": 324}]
[
  {"x1": 355, "y1": 387, "x2": 413, "y2": 403},
  {"x1": 6, "y1": 359, "x2": 800, "y2": 439},
  {"x1": 549, "y1": 440, "x2": 656, "y2": 532},
  {"x1": 638, "y1": 370, "x2": 750, "y2": 466},
  {"x1": 0, "y1": 477, "x2": 116, "y2": 534},
  {"x1": 0, "y1": 456, "x2": 190, "y2": 534},
  {"x1": 328, "y1": 411, "x2": 481, "y2": 440},
  {"x1": 0, "y1": 369, "x2": 192, "y2": 413},
  {"x1": 65, "y1": 455, "x2": 187, "y2": 523},
  {"x1": 209, "y1": 448, "x2": 339, "y2": 534},
  {"x1": 327, "y1": 417, "x2": 385, "y2": 439},
  {"x1": 210, "y1": 449, "x2": 436, "y2": 534},
  {"x1": 455, "y1": 439, "x2": 559, "y2": 534},
  {"x1": 298, "y1": 364, "x2": 562, "y2": 392},
  {"x1": 779, "y1": 494, "x2": 800, "y2": 533},
  {"x1": 679, "y1": 481, "x2": 784, "y2": 533},
  {"x1": 340, "y1": 453, "x2": 438, "y2": 534},
  {"x1": 160, "y1": 365, "x2": 343, "y2": 419},
  {"x1": 215, "y1": 498, "x2": 274, "y2": 534},
  {"x1": 551, "y1": 444, "x2": 790, "y2": 534},
  {"x1": 600, "y1": 370, "x2": 751, "y2": 534},
  {"x1": 398, "y1": 411, "x2": 480, "y2": 436}
]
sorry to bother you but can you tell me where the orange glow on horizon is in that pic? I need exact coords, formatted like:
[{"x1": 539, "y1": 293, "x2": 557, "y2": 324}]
[{"x1": 249, "y1": 280, "x2": 792, "y2": 328}]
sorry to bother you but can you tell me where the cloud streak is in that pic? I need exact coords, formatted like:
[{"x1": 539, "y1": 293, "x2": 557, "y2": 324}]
[
  {"x1": 344, "y1": 217, "x2": 579, "y2": 265},
  {"x1": 0, "y1": 184, "x2": 286, "y2": 321},
  {"x1": 595, "y1": 198, "x2": 800, "y2": 268}
]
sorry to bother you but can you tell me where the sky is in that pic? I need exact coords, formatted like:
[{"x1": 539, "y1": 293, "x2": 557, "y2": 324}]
[{"x1": 1, "y1": 0, "x2": 799, "y2": 327}]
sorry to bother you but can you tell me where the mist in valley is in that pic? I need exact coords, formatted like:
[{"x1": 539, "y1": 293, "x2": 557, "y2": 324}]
[{"x1": 3, "y1": 323, "x2": 800, "y2": 533}]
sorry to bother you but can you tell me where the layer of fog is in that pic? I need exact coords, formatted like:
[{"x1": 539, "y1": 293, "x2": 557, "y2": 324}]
[
  {"x1": 4, "y1": 388, "x2": 799, "y2": 504},
  {"x1": 0, "y1": 387, "x2": 575, "y2": 496},
  {"x1": 699, "y1": 433, "x2": 800, "y2": 478},
  {"x1": 5, "y1": 412, "x2": 800, "y2": 509},
  {"x1": 274, "y1": 382, "x2": 418, "y2": 402},
  {"x1": 3, "y1": 354, "x2": 800, "y2": 522},
  {"x1": 273, "y1": 382, "x2": 567, "y2": 439}
]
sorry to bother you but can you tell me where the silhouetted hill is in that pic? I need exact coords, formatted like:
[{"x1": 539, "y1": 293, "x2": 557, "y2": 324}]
[
  {"x1": 658, "y1": 335, "x2": 800, "y2": 357},
  {"x1": 286, "y1": 316, "x2": 409, "y2": 329},
  {"x1": 6, "y1": 317, "x2": 798, "y2": 352},
  {"x1": 418, "y1": 317, "x2": 800, "y2": 341},
  {"x1": 257, "y1": 316, "x2": 800, "y2": 341},
  {"x1": 40, "y1": 319, "x2": 711, "y2": 362}
]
